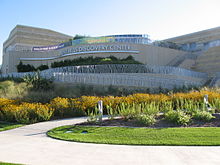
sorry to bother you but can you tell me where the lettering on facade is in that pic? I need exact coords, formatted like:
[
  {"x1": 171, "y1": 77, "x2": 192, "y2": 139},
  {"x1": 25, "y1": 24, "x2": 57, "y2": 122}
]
[
  {"x1": 61, "y1": 45, "x2": 131, "y2": 56},
  {"x1": 32, "y1": 43, "x2": 65, "y2": 51}
]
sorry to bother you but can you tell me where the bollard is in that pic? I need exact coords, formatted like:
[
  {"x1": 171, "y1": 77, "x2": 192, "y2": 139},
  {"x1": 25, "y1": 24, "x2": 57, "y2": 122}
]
[
  {"x1": 98, "y1": 100, "x2": 103, "y2": 122},
  {"x1": 204, "y1": 94, "x2": 208, "y2": 105},
  {"x1": 204, "y1": 94, "x2": 211, "y2": 110}
]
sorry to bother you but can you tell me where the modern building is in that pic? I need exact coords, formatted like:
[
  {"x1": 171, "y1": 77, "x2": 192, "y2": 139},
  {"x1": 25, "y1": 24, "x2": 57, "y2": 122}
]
[
  {"x1": 165, "y1": 26, "x2": 220, "y2": 52},
  {"x1": 2, "y1": 25, "x2": 220, "y2": 87},
  {"x1": 1, "y1": 25, "x2": 187, "y2": 73},
  {"x1": 2, "y1": 25, "x2": 72, "y2": 73},
  {"x1": 165, "y1": 27, "x2": 220, "y2": 74}
]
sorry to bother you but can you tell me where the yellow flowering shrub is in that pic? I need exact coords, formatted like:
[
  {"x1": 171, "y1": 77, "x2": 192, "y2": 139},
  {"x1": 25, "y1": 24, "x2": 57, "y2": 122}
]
[
  {"x1": 172, "y1": 90, "x2": 220, "y2": 102},
  {"x1": 21, "y1": 103, "x2": 54, "y2": 122},
  {"x1": 50, "y1": 97, "x2": 69, "y2": 109},
  {"x1": 50, "y1": 97, "x2": 85, "y2": 117},
  {"x1": 76, "y1": 96, "x2": 100, "y2": 111},
  {"x1": 0, "y1": 98, "x2": 16, "y2": 108},
  {"x1": 0, "y1": 89, "x2": 220, "y2": 124},
  {"x1": 0, "y1": 104, "x2": 19, "y2": 122},
  {"x1": 126, "y1": 93, "x2": 150, "y2": 104},
  {"x1": 102, "y1": 96, "x2": 125, "y2": 109},
  {"x1": 1, "y1": 102, "x2": 54, "y2": 124},
  {"x1": 50, "y1": 97, "x2": 69, "y2": 117}
]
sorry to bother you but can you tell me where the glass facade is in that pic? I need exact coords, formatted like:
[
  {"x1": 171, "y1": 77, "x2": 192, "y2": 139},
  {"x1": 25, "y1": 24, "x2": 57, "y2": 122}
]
[
  {"x1": 71, "y1": 34, "x2": 150, "y2": 46},
  {"x1": 31, "y1": 34, "x2": 151, "y2": 52}
]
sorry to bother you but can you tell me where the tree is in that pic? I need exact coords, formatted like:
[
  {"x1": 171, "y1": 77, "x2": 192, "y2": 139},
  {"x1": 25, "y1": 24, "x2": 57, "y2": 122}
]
[
  {"x1": 73, "y1": 34, "x2": 88, "y2": 40},
  {"x1": 17, "y1": 61, "x2": 36, "y2": 72}
]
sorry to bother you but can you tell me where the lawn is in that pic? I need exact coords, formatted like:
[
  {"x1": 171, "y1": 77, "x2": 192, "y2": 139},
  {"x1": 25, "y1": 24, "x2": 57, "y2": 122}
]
[
  {"x1": 47, "y1": 125, "x2": 220, "y2": 146},
  {"x1": 0, "y1": 162, "x2": 22, "y2": 165},
  {"x1": 0, "y1": 122, "x2": 23, "y2": 132}
]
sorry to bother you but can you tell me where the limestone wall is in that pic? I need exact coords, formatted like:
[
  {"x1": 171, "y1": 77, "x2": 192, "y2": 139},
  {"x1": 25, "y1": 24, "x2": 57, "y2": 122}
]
[
  {"x1": 194, "y1": 46, "x2": 220, "y2": 73},
  {"x1": 3, "y1": 25, "x2": 72, "y2": 53},
  {"x1": 165, "y1": 26, "x2": 220, "y2": 44}
]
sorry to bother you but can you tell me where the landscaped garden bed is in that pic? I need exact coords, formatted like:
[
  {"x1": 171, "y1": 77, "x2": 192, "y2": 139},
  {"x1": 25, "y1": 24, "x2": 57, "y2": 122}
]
[
  {"x1": 47, "y1": 92, "x2": 220, "y2": 145},
  {"x1": 77, "y1": 113, "x2": 220, "y2": 128},
  {"x1": 47, "y1": 105, "x2": 220, "y2": 146},
  {"x1": 2, "y1": 75, "x2": 220, "y2": 146}
]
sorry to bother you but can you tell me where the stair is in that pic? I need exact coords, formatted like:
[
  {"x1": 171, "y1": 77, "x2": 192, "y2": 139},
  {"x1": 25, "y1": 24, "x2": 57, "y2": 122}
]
[{"x1": 193, "y1": 46, "x2": 220, "y2": 73}]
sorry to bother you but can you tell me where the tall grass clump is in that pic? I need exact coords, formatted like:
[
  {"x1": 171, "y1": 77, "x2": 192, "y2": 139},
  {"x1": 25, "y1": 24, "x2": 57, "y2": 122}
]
[{"x1": 0, "y1": 80, "x2": 29, "y2": 99}]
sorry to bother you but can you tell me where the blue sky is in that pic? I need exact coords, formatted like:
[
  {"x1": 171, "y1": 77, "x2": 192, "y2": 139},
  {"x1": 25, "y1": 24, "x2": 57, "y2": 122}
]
[{"x1": 1, "y1": 0, "x2": 220, "y2": 64}]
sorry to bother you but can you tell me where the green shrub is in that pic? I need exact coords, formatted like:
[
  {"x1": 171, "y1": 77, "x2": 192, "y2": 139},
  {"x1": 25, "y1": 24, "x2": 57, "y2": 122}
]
[
  {"x1": 22, "y1": 72, "x2": 54, "y2": 91},
  {"x1": 165, "y1": 110, "x2": 191, "y2": 126},
  {"x1": 135, "y1": 114, "x2": 156, "y2": 126},
  {"x1": 17, "y1": 61, "x2": 36, "y2": 72},
  {"x1": 37, "y1": 65, "x2": 49, "y2": 71},
  {"x1": 50, "y1": 55, "x2": 142, "y2": 68},
  {"x1": 192, "y1": 110, "x2": 214, "y2": 122},
  {"x1": 17, "y1": 62, "x2": 49, "y2": 72}
]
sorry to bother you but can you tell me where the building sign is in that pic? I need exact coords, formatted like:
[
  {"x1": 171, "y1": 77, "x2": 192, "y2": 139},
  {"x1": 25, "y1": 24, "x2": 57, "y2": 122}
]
[
  {"x1": 61, "y1": 44, "x2": 131, "y2": 56},
  {"x1": 21, "y1": 44, "x2": 139, "y2": 61},
  {"x1": 32, "y1": 43, "x2": 65, "y2": 51}
]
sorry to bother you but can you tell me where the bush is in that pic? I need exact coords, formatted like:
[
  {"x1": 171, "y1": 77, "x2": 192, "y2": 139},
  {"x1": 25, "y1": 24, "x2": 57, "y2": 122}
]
[
  {"x1": 0, "y1": 103, "x2": 54, "y2": 124},
  {"x1": 192, "y1": 110, "x2": 214, "y2": 122},
  {"x1": 17, "y1": 61, "x2": 36, "y2": 72},
  {"x1": 2, "y1": 89, "x2": 220, "y2": 124},
  {"x1": 37, "y1": 65, "x2": 49, "y2": 71},
  {"x1": 50, "y1": 97, "x2": 69, "y2": 117},
  {"x1": 0, "y1": 98, "x2": 16, "y2": 108},
  {"x1": 50, "y1": 55, "x2": 141, "y2": 68},
  {"x1": 23, "y1": 72, "x2": 54, "y2": 91},
  {"x1": 17, "y1": 62, "x2": 49, "y2": 72},
  {"x1": 0, "y1": 104, "x2": 18, "y2": 122},
  {"x1": 135, "y1": 114, "x2": 156, "y2": 126},
  {"x1": 50, "y1": 97, "x2": 85, "y2": 118},
  {"x1": 165, "y1": 110, "x2": 191, "y2": 126}
]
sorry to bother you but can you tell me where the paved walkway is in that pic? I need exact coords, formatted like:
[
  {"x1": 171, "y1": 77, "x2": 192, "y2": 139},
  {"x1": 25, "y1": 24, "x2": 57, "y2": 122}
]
[{"x1": 0, "y1": 117, "x2": 220, "y2": 165}]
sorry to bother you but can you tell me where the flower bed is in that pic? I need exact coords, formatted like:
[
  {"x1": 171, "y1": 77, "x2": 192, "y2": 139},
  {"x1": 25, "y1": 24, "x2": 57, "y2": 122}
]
[{"x1": 0, "y1": 90, "x2": 220, "y2": 124}]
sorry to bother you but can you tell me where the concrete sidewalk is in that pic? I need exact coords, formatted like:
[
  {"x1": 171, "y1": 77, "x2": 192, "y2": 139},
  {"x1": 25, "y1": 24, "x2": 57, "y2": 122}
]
[{"x1": 0, "y1": 117, "x2": 220, "y2": 165}]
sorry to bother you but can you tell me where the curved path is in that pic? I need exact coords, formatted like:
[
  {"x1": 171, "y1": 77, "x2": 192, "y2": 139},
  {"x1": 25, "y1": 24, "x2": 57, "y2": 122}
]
[{"x1": 0, "y1": 117, "x2": 220, "y2": 165}]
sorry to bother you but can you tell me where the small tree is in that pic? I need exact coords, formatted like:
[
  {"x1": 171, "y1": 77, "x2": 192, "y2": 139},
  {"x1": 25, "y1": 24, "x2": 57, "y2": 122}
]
[
  {"x1": 22, "y1": 71, "x2": 54, "y2": 91},
  {"x1": 73, "y1": 34, "x2": 88, "y2": 40},
  {"x1": 17, "y1": 61, "x2": 36, "y2": 72}
]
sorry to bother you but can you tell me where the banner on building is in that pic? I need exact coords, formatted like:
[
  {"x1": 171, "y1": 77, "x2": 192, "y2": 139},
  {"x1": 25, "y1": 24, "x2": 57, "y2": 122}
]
[{"x1": 32, "y1": 43, "x2": 65, "y2": 51}]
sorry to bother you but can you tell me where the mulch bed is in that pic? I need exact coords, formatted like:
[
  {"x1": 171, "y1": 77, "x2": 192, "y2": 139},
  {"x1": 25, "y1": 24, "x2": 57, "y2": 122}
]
[{"x1": 76, "y1": 113, "x2": 220, "y2": 128}]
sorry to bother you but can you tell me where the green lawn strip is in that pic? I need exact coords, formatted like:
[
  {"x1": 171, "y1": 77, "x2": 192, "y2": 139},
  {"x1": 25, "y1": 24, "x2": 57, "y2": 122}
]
[
  {"x1": 0, "y1": 162, "x2": 23, "y2": 165},
  {"x1": 0, "y1": 121, "x2": 23, "y2": 132},
  {"x1": 47, "y1": 125, "x2": 220, "y2": 146}
]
